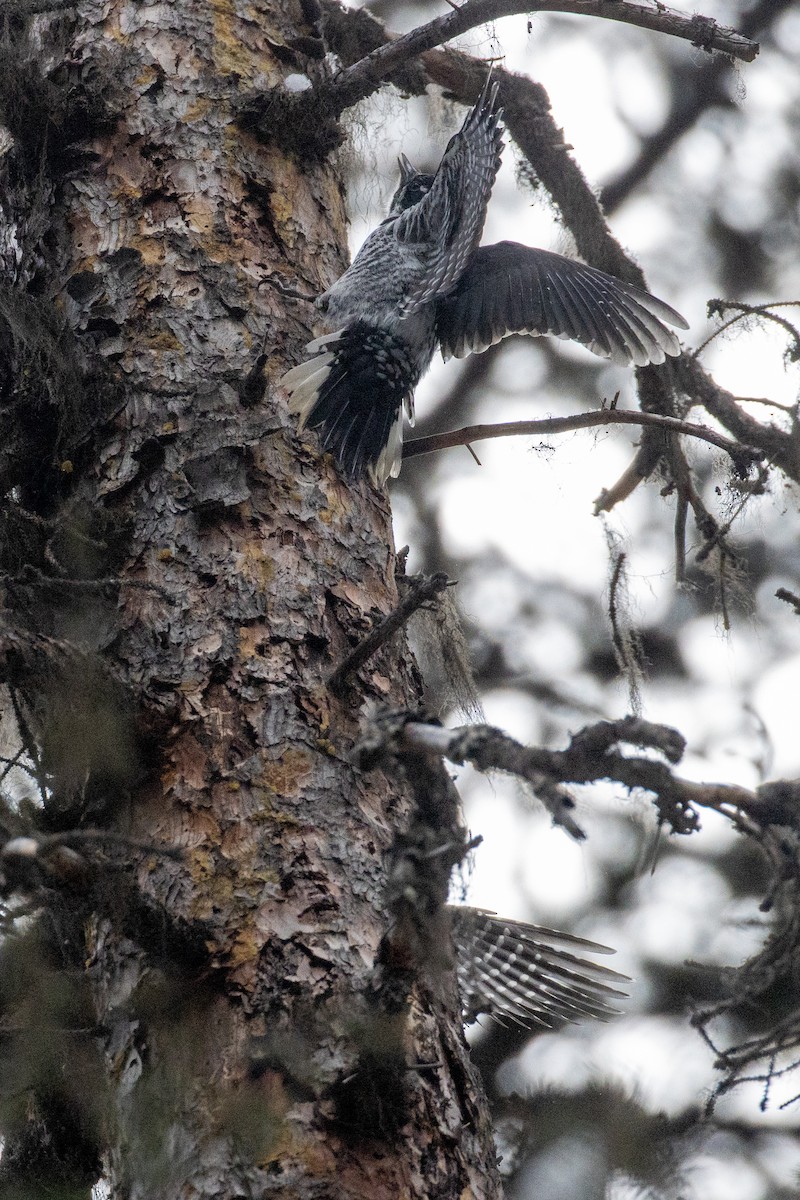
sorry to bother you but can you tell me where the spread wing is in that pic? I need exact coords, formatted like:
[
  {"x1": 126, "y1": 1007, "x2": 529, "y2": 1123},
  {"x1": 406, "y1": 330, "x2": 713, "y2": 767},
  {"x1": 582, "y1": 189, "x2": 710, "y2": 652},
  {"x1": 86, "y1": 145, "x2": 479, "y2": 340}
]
[
  {"x1": 393, "y1": 76, "x2": 504, "y2": 315},
  {"x1": 451, "y1": 907, "x2": 629, "y2": 1027},
  {"x1": 436, "y1": 242, "x2": 689, "y2": 367}
]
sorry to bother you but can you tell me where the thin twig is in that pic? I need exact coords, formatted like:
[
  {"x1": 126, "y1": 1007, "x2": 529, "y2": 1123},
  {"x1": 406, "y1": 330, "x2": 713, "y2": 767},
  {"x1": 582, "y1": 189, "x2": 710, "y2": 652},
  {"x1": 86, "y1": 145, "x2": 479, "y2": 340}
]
[
  {"x1": 0, "y1": 746, "x2": 27, "y2": 789},
  {"x1": 7, "y1": 565, "x2": 176, "y2": 603},
  {"x1": 694, "y1": 299, "x2": 800, "y2": 361},
  {"x1": 328, "y1": 572, "x2": 451, "y2": 695},
  {"x1": 403, "y1": 408, "x2": 763, "y2": 469}
]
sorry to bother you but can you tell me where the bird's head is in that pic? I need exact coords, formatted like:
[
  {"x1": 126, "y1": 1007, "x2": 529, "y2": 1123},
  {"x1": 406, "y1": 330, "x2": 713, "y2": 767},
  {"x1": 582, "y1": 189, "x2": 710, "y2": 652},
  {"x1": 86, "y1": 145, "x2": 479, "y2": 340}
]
[{"x1": 388, "y1": 155, "x2": 435, "y2": 216}]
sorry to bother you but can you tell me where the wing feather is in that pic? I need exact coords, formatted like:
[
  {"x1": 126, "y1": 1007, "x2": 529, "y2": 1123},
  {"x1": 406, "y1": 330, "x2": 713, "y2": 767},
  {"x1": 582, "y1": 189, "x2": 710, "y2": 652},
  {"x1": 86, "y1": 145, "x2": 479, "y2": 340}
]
[
  {"x1": 436, "y1": 242, "x2": 688, "y2": 366},
  {"x1": 392, "y1": 75, "x2": 505, "y2": 314},
  {"x1": 451, "y1": 907, "x2": 629, "y2": 1027}
]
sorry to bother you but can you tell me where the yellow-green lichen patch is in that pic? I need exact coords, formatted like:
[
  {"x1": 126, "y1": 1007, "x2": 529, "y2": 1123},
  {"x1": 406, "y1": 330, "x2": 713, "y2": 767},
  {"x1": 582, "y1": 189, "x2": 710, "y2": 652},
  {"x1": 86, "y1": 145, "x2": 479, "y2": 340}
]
[
  {"x1": 236, "y1": 542, "x2": 276, "y2": 590},
  {"x1": 211, "y1": 0, "x2": 258, "y2": 80},
  {"x1": 227, "y1": 926, "x2": 262, "y2": 968},
  {"x1": 187, "y1": 845, "x2": 215, "y2": 882},
  {"x1": 258, "y1": 749, "x2": 312, "y2": 797}
]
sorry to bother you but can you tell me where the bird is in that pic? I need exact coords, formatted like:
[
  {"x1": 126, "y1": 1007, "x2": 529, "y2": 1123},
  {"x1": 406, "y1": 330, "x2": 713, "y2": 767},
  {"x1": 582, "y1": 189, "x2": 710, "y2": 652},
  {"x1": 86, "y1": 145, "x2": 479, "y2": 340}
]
[
  {"x1": 280, "y1": 75, "x2": 688, "y2": 487},
  {"x1": 451, "y1": 906, "x2": 628, "y2": 1027}
]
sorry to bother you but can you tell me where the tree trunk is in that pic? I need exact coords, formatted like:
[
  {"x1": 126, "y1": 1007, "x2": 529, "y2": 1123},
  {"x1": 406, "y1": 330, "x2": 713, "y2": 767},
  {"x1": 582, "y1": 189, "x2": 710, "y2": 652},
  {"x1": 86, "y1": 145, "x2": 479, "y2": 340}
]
[{"x1": 1, "y1": 2, "x2": 500, "y2": 1196}]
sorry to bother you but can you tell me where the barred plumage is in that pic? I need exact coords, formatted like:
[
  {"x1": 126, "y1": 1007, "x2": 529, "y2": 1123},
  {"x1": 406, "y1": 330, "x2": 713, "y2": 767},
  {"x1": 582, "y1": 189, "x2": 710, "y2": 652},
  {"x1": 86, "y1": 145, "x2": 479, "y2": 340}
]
[
  {"x1": 436, "y1": 243, "x2": 687, "y2": 368},
  {"x1": 451, "y1": 907, "x2": 628, "y2": 1027},
  {"x1": 281, "y1": 75, "x2": 688, "y2": 486}
]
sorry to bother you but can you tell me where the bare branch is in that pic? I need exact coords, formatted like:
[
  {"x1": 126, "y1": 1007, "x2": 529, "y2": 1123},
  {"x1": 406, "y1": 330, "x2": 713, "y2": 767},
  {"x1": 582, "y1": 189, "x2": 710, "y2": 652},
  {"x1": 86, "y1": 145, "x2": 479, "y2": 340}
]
[
  {"x1": 357, "y1": 712, "x2": 800, "y2": 848},
  {"x1": 328, "y1": 572, "x2": 451, "y2": 695},
  {"x1": 3, "y1": 564, "x2": 175, "y2": 604},
  {"x1": 776, "y1": 587, "x2": 800, "y2": 616},
  {"x1": 674, "y1": 357, "x2": 800, "y2": 485},
  {"x1": 325, "y1": 0, "x2": 756, "y2": 117},
  {"x1": 403, "y1": 407, "x2": 764, "y2": 471},
  {"x1": 400, "y1": 719, "x2": 587, "y2": 840},
  {"x1": 594, "y1": 456, "x2": 652, "y2": 514}
]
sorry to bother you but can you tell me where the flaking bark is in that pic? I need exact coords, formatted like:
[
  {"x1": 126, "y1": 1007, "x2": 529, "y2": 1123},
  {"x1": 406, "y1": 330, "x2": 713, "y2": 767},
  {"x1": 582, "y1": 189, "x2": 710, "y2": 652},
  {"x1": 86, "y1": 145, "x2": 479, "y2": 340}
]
[{"x1": 1, "y1": 2, "x2": 501, "y2": 1196}]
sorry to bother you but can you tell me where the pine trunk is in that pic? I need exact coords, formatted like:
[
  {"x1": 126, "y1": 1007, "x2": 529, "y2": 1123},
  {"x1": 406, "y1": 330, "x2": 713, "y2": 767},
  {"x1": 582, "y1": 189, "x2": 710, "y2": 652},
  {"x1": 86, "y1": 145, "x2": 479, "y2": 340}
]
[{"x1": 0, "y1": 1, "x2": 501, "y2": 1196}]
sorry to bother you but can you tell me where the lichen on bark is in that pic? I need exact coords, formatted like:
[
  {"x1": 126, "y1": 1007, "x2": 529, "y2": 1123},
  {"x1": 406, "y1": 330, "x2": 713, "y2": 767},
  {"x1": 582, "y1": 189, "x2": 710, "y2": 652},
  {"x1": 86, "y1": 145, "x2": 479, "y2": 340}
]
[{"x1": 0, "y1": 1, "x2": 501, "y2": 1196}]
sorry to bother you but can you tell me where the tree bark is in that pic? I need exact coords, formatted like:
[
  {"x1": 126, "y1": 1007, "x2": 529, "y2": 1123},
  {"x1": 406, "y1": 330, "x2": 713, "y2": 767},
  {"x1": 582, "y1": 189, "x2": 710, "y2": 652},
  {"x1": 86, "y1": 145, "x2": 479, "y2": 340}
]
[{"x1": 3, "y1": 2, "x2": 501, "y2": 1196}]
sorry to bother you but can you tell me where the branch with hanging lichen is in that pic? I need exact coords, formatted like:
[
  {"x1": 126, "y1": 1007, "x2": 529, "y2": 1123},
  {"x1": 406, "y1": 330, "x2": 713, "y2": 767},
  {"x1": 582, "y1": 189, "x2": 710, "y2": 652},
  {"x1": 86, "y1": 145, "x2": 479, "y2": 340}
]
[
  {"x1": 321, "y1": 0, "x2": 757, "y2": 118},
  {"x1": 353, "y1": 710, "x2": 800, "y2": 844},
  {"x1": 251, "y1": 0, "x2": 757, "y2": 153}
]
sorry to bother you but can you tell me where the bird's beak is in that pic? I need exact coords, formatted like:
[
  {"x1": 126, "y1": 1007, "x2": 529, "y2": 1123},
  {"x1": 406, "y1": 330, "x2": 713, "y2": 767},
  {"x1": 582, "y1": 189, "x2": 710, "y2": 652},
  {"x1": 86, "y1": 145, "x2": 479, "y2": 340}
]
[{"x1": 397, "y1": 153, "x2": 416, "y2": 183}]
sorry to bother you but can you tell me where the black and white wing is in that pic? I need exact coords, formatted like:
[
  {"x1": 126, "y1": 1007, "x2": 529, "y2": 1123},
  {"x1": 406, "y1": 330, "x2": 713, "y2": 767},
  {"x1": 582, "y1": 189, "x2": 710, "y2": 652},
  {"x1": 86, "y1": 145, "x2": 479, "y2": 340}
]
[
  {"x1": 436, "y1": 242, "x2": 689, "y2": 367},
  {"x1": 451, "y1": 907, "x2": 629, "y2": 1027},
  {"x1": 394, "y1": 77, "x2": 504, "y2": 314}
]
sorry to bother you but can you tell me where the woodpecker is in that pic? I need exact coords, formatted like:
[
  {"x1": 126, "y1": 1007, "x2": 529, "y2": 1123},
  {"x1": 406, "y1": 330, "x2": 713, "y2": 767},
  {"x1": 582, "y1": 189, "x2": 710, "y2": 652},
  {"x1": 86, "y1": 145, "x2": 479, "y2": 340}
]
[
  {"x1": 451, "y1": 907, "x2": 628, "y2": 1027},
  {"x1": 281, "y1": 76, "x2": 688, "y2": 486}
]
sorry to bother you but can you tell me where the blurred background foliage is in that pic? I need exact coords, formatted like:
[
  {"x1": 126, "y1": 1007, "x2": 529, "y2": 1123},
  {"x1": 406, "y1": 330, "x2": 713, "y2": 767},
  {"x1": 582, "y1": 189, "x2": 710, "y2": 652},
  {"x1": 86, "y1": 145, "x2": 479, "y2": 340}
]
[{"x1": 342, "y1": 2, "x2": 800, "y2": 1197}]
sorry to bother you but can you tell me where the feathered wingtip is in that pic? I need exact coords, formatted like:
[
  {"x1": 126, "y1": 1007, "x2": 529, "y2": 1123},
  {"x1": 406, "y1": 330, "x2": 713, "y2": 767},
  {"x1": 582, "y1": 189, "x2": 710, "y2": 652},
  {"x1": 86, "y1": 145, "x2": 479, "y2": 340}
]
[
  {"x1": 463, "y1": 68, "x2": 504, "y2": 169},
  {"x1": 280, "y1": 323, "x2": 419, "y2": 487},
  {"x1": 436, "y1": 242, "x2": 689, "y2": 368},
  {"x1": 463, "y1": 65, "x2": 502, "y2": 131},
  {"x1": 452, "y1": 907, "x2": 630, "y2": 1028}
]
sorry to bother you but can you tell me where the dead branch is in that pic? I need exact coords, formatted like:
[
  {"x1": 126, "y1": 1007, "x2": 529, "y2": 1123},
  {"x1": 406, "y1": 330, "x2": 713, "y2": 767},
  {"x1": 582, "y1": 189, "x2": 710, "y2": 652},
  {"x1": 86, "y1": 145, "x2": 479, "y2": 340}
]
[
  {"x1": 400, "y1": 718, "x2": 586, "y2": 840},
  {"x1": 324, "y1": 0, "x2": 756, "y2": 118},
  {"x1": 776, "y1": 588, "x2": 800, "y2": 616},
  {"x1": 402, "y1": 407, "x2": 763, "y2": 473},
  {"x1": 675, "y1": 357, "x2": 800, "y2": 485},
  {"x1": 328, "y1": 572, "x2": 451, "y2": 695},
  {"x1": 262, "y1": 0, "x2": 757, "y2": 157},
  {"x1": 3, "y1": 564, "x2": 175, "y2": 603},
  {"x1": 355, "y1": 711, "x2": 800, "y2": 847}
]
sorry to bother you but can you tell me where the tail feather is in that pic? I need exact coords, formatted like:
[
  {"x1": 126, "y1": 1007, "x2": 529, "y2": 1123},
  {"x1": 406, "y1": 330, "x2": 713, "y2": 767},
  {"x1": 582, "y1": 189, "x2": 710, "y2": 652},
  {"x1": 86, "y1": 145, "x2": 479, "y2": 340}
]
[
  {"x1": 284, "y1": 358, "x2": 335, "y2": 419},
  {"x1": 280, "y1": 322, "x2": 419, "y2": 486}
]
